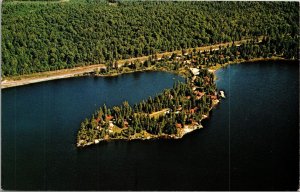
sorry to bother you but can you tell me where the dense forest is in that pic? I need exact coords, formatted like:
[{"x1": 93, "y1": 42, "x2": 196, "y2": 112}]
[
  {"x1": 2, "y1": 1, "x2": 299, "y2": 76},
  {"x1": 91, "y1": 36, "x2": 298, "y2": 77}
]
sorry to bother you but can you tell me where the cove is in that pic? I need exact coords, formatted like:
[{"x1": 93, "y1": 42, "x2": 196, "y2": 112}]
[
  {"x1": 1, "y1": 61, "x2": 299, "y2": 190},
  {"x1": 1, "y1": 71, "x2": 184, "y2": 190}
]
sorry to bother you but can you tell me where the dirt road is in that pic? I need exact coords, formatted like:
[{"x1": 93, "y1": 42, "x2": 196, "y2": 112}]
[{"x1": 1, "y1": 37, "x2": 263, "y2": 89}]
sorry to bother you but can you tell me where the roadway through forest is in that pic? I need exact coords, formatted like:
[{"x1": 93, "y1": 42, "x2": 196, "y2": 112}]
[{"x1": 1, "y1": 37, "x2": 263, "y2": 89}]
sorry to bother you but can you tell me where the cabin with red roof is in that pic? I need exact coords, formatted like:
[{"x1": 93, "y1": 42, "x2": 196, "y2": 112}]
[
  {"x1": 106, "y1": 115, "x2": 113, "y2": 121},
  {"x1": 124, "y1": 120, "x2": 129, "y2": 128},
  {"x1": 189, "y1": 108, "x2": 195, "y2": 114},
  {"x1": 210, "y1": 95, "x2": 217, "y2": 100}
]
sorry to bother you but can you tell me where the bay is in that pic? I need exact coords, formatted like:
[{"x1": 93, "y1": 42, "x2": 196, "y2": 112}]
[{"x1": 2, "y1": 61, "x2": 299, "y2": 190}]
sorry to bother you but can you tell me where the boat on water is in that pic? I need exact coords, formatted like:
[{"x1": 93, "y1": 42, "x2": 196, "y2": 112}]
[{"x1": 219, "y1": 90, "x2": 226, "y2": 98}]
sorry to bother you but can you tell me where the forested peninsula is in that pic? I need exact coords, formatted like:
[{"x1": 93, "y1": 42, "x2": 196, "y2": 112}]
[
  {"x1": 1, "y1": 1, "x2": 299, "y2": 147},
  {"x1": 76, "y1": 35, "x2": 298, "y2": 147},
  {"x1": 77, "y1": 68, "x2": 219, "y2": 147}
]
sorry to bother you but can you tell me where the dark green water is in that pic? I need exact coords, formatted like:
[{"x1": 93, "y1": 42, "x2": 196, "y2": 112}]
[{"x1": 2, "y1": 61, "x2": 299, "y2": 190}]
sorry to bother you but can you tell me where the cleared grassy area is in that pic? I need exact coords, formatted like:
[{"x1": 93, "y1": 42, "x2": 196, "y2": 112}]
[
  {"x1": 149, "y1": 108, "x2": 170, "y2": 119},
  {"x1": 111, "y1": 126, "x2": 122, "y2": 133}
]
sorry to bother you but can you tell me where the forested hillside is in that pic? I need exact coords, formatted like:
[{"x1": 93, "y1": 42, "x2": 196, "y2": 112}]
[{"x1": 2, "y1": 1, "x2": 299, "y2": 76}]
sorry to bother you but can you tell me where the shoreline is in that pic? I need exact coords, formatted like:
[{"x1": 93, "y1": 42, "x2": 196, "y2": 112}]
[
  {"x1": 95, "y1": 67, "x2": 187, "y2": 78},
  {"x1": 78, "y1": 97, "x2": 220, "y2": 147},
  {"x1": 76, "y1": 68, "x2": 221, "y2": 147},
  {"x1": 1, "y1": 56, "x2": 289, "y2": 89},
  {"x1": 208, "y1": 56, "x2": 290, "y2": 73},
  {"x1": 76, "y1": 56, "x2": 293, "y2": 147},
  {"x1": 1, "y1": 37, "x2": 263, "y2": 89}
]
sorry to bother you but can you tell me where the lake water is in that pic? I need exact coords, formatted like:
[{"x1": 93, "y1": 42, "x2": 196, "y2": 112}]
[{"x1": 2, "y1": 61, "x2": 299, "y2": 190}]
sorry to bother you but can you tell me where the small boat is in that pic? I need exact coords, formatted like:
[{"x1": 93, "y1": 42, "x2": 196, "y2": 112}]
[{"x1": 220, "y1": 90, "x2": 226, "y2": 98}]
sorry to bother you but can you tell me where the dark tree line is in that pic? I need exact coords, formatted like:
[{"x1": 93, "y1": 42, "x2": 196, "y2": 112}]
[
  {"x1": 95, "y1": 35, "x2": 298, "y2": 77},
  {"x1": 184, "y1": 36, "x2": 299, "y2": 68},
  {"x1": 2, "y1": 1, "x2": 299, "y2": 76}
]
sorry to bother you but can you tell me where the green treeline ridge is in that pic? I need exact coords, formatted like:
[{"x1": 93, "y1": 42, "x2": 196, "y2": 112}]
[
  {"x1": 2, "y1": 1, "x2": 299, "y2": 76},
  {"x1": 100, "y1": 37, "x2": 299, "y2": 76}
]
